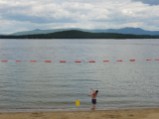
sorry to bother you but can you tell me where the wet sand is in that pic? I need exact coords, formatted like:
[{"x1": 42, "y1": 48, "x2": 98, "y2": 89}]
[{"x1": 0, "y1": 108, "x2": 159, "y2": 119}]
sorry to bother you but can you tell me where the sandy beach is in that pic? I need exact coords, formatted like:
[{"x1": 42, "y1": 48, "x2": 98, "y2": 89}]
[{"x1": 0, "y1": 108, "x2": 159, "y2": 119}]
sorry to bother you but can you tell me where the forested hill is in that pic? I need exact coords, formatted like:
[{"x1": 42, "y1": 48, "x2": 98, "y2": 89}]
[{"x1": 0, "y1": 30, "x2": 159, "y2": 39}]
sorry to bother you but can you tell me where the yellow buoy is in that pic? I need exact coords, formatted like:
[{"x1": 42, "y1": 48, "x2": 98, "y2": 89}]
[{"x1": 75, "y1": 100, "x2": 80, "y2": 107}]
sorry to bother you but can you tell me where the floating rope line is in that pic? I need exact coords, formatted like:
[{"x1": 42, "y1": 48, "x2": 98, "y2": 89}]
[{"x1": 0, "y1": 58, "x2": 159, "y2": 64}]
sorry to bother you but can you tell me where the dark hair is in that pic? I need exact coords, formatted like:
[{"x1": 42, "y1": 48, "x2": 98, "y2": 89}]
[{"x1": 96, "y1": 90, "x2": 99, "y2": 94}]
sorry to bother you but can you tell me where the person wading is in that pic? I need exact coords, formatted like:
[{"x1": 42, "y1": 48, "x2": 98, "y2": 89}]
[{"x1": 89, "y1": 89, "x2": 99, "y2": 110}]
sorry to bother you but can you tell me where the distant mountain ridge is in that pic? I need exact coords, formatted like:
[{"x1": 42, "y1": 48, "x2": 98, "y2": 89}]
[
  {"x1": 0, "y1": 29, "x2": 158, "y2": 39},
  {"x1": 12, "y1": 29, "x2": 62, "y2": 36},
  {"x1": 101, "y1": 27, "x2": 159, "y2": 35},
  {"x1": 11, "y1": 27, "x2": 159, "y2": 36}
]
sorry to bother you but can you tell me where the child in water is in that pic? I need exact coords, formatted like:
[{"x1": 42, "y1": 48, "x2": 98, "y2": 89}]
[{"x1": 89, "y1": 89, "x2": 99, "y2": 110}]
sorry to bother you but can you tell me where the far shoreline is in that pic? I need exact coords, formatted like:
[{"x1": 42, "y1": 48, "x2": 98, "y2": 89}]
[{"x1": 0, "y1": 30, "x2": 159, "y2": 39}]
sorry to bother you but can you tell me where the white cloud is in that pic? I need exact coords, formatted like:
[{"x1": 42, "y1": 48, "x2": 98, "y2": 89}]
[{"x1": 0, "y1": 0, "x2": 159, "y2": 34}]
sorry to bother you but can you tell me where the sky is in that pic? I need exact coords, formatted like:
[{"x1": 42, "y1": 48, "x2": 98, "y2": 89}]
[{"x1": 0, "y1": 0, "x2": 159, "y2": 34}]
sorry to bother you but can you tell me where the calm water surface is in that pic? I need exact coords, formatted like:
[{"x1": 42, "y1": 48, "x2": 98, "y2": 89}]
[{"x1": 0, "y1": 39, "x2": 159, "y2": 111}]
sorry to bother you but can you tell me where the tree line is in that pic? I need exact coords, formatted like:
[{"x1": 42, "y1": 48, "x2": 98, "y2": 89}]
[{"x1": 0, "y1": 30, "x2": 159, "y2": 39}]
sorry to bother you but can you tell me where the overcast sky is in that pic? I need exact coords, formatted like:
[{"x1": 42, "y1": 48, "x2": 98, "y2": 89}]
[{"x1": 0, "y1": 0, "x2": 159, "y2": 34}]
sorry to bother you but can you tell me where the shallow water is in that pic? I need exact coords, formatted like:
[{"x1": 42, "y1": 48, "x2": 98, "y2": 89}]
[{"x1": 0, "y1": 39, "x2": 159, "y2": 111}]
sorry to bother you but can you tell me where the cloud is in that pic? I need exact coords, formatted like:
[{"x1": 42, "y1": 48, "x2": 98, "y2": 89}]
[
  {"x1": 0, "y1": 0, "x2": 159, "y2": 34},
  {"x1": 2, "y1": 13, "x2": 76, "y2": 24},
  {"x1": 132, "y1": 0, "x2": 159, "y2": 5}
]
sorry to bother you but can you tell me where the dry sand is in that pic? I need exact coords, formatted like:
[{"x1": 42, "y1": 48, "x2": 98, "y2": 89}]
[{"x1": 0, "y1": 108, "x2": 159, "y2": 119}]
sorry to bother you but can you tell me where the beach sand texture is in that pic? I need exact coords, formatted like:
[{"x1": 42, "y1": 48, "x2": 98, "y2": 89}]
[{"x1": 0, "y1": 108, "x2": 159, "y2": 119}]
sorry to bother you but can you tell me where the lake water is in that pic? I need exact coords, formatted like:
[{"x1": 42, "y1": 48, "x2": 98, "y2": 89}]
[{"x1": 0, "y1": 39, "x2": 159, "y2": 111}]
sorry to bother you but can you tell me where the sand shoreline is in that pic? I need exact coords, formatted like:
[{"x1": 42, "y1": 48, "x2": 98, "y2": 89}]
[
  {"x1": 0, "y1": 107, "x2": 158, "y2": 113},
  {"x1": 0, "y1": 108, "x2": 159, "y2": 119},
  {"x1": 0, "y1": 108, "x2": 158, "y2": 112}
]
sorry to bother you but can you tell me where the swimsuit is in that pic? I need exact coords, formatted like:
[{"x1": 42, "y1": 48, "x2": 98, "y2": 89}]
[{"x1": 92, "y1": 99, "x2": 97, "y2": 104}]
